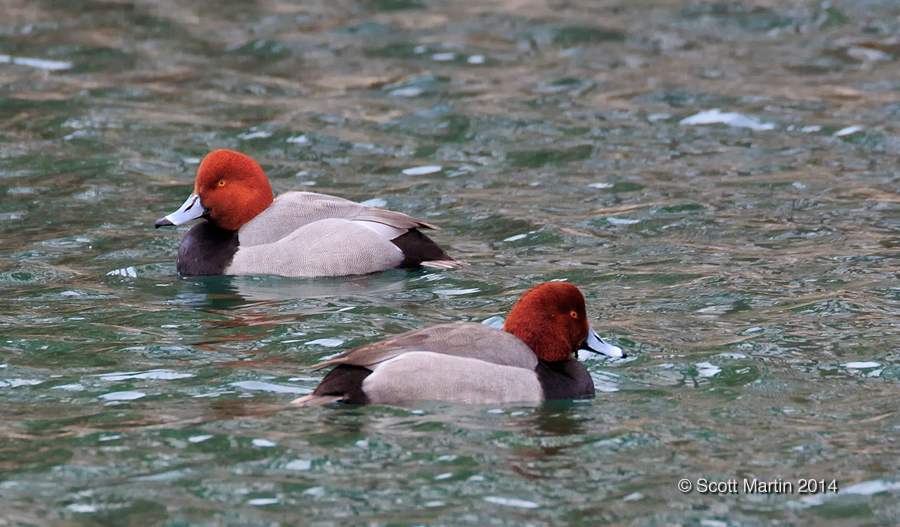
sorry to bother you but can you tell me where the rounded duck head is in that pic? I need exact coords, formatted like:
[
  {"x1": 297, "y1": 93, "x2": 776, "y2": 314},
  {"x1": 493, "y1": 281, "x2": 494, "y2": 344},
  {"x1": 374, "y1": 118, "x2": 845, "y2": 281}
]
[
  {"x1": 194, "y1": 149, "x2": 274, "y2": 231},
  {"x1": 503, "y1": 282, "x2": 591, "y2": 362}
]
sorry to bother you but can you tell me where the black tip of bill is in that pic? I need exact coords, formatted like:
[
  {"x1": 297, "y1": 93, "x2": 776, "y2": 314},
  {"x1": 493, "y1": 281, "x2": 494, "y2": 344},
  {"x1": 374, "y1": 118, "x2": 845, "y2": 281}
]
[{"x1": 154, "y1": 217, "x2": 174, "y2": 228}]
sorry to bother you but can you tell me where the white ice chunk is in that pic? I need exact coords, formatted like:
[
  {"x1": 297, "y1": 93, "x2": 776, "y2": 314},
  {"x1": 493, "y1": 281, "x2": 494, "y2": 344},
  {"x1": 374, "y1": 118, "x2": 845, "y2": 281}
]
[
  {"x1": 680, "y1": 109, "x2": 774, "y2": 131},
  {"x1": 99, "y1": 369, "x2": 194, "y2": 381},
  {"x1": 841, "y1": 479, "x2": 900, "y2": 496},
  {"x1": 246, "y1": 498, "x2": 279, "y2": 506},
  {"x1": 305, "y1": 338, "x2": 344, "y2": 348},
  {"x1": 51, "y1": 383, "x2": 85, "y2": 392},
  {"x1": 1, "y1": 379, "x2": 43, "y2": 388},
  {"x1": 98, "y1": 390, "x2": 146, "y2": 401},
  {"x1": 237, "y1": 131, "x2": 272, "y2": 140},
  {"x1": 434, "y1": 288, "x2": 480, "y2": 296},
  {"x1": 844, "y1": 361, "x2": 880, "y2": 369},
  {"x1": 106, "y1": 266, "x2": 137, "y2": 277},
  {"x1": 483, "y1": 496, "x2": 540, "y2": 509},
  {"x1": 696, "y1": 362, "x2": 722, "y2": 378},
  {"x1": 834, "y1": 125, "x2": 864, "y2": 137},
  {"x1": 389, "y1": 87, "x2": 424, "y2": 97},
  {"x1": 402, "y1": 165, "x2": 442, "y2": 176},
  {"x1": 285, "y1": 459, "x2": 312, "y2": 471},
  {"x1": 2, "y1": 55, "x2": 72, "y2": 70},
  {"x1": 230, "y1": 381, "x2": 310, "y2": 394},
  {"x1": 607, "y1": 217, "x2": 640, "y2": 225}
]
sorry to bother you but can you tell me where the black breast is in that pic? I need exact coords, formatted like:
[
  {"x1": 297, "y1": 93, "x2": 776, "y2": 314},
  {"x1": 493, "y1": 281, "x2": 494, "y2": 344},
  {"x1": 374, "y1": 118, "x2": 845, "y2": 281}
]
[
  {"x1": 535, "y1": 360, "x2": 595, "y2": 400},
  {"x1": 176, "y1": 221, "x2": 239, "y2": 276}
]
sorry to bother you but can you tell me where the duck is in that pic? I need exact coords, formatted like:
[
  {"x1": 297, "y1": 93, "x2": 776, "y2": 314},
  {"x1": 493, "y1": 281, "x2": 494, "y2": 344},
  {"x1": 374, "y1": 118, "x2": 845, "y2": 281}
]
[
  {"x1": 292, "y1": 282, "x2": 624, "y2": 406},
  {"x1": 155, "y1": 149, "x2": 460, "y2": 277}
]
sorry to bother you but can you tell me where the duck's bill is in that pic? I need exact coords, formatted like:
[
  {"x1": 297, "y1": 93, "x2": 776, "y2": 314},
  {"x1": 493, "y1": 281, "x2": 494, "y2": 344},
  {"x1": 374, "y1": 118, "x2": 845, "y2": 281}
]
[
  {"x1": 154, "y1": 194, "x2": 208, "y2": 228},
  {"x1": 581, "y1": 326, "x2": 625, "y2": 358}
]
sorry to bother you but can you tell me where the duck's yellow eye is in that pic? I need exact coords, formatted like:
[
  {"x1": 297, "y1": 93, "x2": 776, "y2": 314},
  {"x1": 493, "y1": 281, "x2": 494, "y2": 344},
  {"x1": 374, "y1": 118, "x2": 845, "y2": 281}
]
[
  {"x1": 218, "y1": 180, "x2": 226, "y2": 187},
  {"x1": 570, "y1": 310, "x2": 578, "y2": 319}
]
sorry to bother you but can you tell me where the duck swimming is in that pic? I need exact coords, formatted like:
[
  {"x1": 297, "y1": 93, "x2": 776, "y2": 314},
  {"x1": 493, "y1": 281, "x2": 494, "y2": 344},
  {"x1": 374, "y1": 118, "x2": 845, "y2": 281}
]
[
  {"x1": 155, "y1": 149, "x2": 459, "y2": 277},
  {"x1": 293, "y1": 282, "x2": 624, "y2": 406}
]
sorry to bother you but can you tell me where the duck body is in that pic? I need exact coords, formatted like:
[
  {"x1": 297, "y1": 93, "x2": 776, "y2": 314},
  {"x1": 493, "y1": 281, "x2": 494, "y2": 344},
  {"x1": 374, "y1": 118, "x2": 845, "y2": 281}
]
[
  {"x1": 294, "y1": 282, "x2": 624, "y2": 406},
  {"x1": 156, "y1": 150, "x2": 458, "y2": 277}
]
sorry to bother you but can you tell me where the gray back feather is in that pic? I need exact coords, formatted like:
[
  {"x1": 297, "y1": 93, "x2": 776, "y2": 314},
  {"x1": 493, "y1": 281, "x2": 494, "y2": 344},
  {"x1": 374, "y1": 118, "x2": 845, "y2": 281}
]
[
  {"x1": 239, "y1": 192, "x2": 436, "y2": 246},
  {"x1": 313, "y1": 322, "x2": 538, "y2": 371}
]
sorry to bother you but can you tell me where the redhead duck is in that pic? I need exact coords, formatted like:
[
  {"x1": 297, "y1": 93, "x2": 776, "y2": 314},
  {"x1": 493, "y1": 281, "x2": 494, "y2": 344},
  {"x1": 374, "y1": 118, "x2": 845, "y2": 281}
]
[
  {"x1": 293, "y1": 282, "x2": 624, "y2": 406},
  {"x1": 155, "y1": 149, "x2": 459, "y2": 277}
]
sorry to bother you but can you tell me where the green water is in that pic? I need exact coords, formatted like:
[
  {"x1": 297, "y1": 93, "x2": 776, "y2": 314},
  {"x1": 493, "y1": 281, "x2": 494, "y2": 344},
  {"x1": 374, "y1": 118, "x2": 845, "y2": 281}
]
[{"x1": 2, "y1": 1, "x2": 900, "y2": 525}]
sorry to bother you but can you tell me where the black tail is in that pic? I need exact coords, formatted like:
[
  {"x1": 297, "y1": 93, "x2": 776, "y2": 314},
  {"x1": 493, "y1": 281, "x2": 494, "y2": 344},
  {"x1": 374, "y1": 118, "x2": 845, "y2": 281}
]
[
  {"x1": 391, "y1": 229, "x2": 459, "y2": 269},
  {"x1": 310, "y1": 365, "x2": 373, "y2": 404}
]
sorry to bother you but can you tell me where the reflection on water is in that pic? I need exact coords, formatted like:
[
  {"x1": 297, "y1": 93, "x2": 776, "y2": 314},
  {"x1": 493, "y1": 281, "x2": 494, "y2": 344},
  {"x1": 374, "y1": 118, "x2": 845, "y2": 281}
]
[
  {"x1": 529, "y1": 401, "x2": 592, "y2": 438},
  {"x1": 174, "y1": 273, "x2": 409, "y2": 310},
  {"x1": 1, "y1": 0, "x2": 900, "y2": 524}
]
